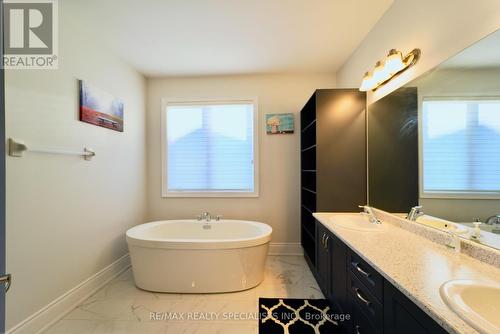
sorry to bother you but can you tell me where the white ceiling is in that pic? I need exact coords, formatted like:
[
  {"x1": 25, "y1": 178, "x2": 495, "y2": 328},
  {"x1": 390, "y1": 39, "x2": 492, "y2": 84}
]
[
  {"x1": 441, "y1": 29, "x2": 500, "y2": 69},
  {"x1": 65, "y1": 0, "x2": 393, "y2": 77}
]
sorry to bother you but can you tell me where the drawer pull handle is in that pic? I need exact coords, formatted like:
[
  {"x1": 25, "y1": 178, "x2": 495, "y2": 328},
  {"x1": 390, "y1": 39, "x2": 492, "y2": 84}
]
[
  {"x1": 352, "y1": 261, "x2": 371, "y2": 278},
  {"x1": 353, "y1": 287, "x2": 371, "y2": 307},
  {"x1": 324, "y1": 235, "x2": 330, "y2": 250},
  {"x1": 321, "y1": 233, "x2": 327, "y2": 248}
]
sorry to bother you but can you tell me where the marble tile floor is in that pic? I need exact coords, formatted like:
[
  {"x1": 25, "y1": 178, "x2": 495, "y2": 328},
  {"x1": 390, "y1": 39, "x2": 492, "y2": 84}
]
[{"x1": 43, "y1": 255, "x2": 323, "y2": 334}]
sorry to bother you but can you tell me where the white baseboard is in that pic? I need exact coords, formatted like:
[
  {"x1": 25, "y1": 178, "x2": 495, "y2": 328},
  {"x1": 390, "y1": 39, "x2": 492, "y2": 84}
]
[
  {"x1": 7, "y1": 254, "x2": 131, "y2": 334},
  {"x1": 268, "y1": 242, "x2": 303, "y2": 255}
]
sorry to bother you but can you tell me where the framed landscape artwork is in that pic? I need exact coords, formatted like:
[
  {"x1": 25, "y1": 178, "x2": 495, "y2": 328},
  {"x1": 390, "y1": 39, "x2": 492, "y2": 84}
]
[
  {"x1": 79, "y1": 80, "x2": 124, "y2": 132},
  {"x1": 266, "y1": 113, "x2": 294, "y2": 134}
]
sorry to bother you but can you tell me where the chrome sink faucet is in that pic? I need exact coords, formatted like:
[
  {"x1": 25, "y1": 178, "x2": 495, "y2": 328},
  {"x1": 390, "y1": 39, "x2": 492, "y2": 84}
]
[
  {"x1": 359, "y1": 205, "x2": 381, "y2": 224},
  {"x1": 484, "y1": 215, "x2": 500, "y2": 234},
  {"x1": 408, "y1": 206, "x2": 424, "y2": 221}
]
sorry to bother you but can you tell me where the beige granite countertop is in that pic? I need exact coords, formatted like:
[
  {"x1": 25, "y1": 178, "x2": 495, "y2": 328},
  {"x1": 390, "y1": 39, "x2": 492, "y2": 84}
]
[{"x1": 313, "y1": 211, "x2": 500, "y2": 334}]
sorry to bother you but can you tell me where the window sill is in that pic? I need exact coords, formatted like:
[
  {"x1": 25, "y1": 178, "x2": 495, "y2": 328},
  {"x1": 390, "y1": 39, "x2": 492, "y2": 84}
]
[
  {"x1": 421, "y1": 192, "x2": 500, "y2": 200},
  {"x1": 162, "y1": 191, "x2": 259, "y2": 198}
]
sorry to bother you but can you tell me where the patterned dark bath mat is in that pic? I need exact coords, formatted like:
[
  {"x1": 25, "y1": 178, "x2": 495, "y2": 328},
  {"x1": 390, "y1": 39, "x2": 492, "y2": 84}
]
[{"x1": 259, "y1": 298, "x2": 341, "y2": 334}]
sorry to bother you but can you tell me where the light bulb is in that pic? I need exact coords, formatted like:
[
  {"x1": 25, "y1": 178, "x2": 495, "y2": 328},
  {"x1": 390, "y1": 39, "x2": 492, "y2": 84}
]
[
  {"x1": 385, "y1": 49, "x2": 405, "y2": 75},
  {"x1": 359, "y1": 72, "x2": 375, "y2": 91},
  {"x1": 372, "y1": 61, "x2": 391, "y2": 84}
]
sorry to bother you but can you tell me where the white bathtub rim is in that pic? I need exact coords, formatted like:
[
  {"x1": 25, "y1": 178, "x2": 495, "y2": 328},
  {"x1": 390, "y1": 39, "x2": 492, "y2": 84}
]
[
  {"x1": 127, "y1": 240, "x2": 272, "y2": 250},
  {"x1": 126, "y1": 219, "x2": 272, "y2": 250}
]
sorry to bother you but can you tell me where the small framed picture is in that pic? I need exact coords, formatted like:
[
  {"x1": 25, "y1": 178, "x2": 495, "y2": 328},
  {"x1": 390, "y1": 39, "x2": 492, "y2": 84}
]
[
  {"x1": 79, "y1": 80, "x2": 124, "y2": 132},
  {"x1": 266, "y1": 113, "x2": 294, "y2": 134}
]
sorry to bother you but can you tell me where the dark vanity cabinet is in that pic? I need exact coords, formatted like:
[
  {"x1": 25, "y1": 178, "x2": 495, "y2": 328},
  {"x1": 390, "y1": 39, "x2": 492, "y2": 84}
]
[
  {"x1": 384, "y1": 281, "x2": 449, "y2": 334},
  {"x1": 315, "y1": 222, "x2": 350, "y2": 332},
  {"x1": 300, "y1": 89, "x2": 367, "y2": 269},
  {"x1": 314, "y1": 220, "x2": 449, "y2": 334},
  {"x1": 329, "y1": 233, "x2": 348, "y2": 315},
  {"x1": 347, "y1": 249, "x2": 384, "y2": 334},
  {"x1": 301, "y1": 89, "x2": 449, "y2": 333},
  {"x1": 315, "y1": 222, "x2": 331, "y2": 297}
]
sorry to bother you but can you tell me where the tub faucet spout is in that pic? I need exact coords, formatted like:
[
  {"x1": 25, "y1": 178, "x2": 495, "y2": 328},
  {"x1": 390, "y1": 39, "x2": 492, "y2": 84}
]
[{"x1": 201, "y1": 212, "x2": 211, "y2": 222}]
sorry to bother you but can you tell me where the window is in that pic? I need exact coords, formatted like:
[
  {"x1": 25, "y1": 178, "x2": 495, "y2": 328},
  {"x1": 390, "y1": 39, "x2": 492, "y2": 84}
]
[
  {"x1": 161, "y1": 99, "x2": 258, "y2": 197},
  {"x1": 421, "y1": 98, "x2": 500, "y2": 198}
]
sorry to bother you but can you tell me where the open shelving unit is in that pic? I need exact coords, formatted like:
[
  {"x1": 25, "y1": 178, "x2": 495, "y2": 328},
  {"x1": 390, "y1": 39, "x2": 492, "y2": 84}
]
[
  {"x1": 300, "y1": 94, "x2": 317, "y2": 266},
  {"x1": 299, "y1": 89, "x2": 367, "y2": 271}
]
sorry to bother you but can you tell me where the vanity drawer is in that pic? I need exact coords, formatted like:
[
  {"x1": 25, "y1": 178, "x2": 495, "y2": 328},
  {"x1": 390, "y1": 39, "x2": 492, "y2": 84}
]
[
  {"x1": 348, "y1": 249, "x2": 383, "y2": 302},
  {"x1": 347, "y1": 270, "x2": 383, "y2": 330},
  {"x1": 351, "y1": 303, "x2": 381, "y2": 334}
]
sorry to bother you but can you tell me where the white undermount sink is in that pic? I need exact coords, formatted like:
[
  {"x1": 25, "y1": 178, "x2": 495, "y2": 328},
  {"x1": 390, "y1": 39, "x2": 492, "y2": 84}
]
[
  {"x1": 440, "y1": 280, "x2": 500, "y2": 334},
  {"x1": 328, "y1": 213, "x2": 384, "y2": 232}
]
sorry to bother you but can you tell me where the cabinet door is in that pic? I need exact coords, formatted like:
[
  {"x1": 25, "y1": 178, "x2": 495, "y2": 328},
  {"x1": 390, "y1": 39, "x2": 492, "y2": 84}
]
[
  {"x1": 384, "y1": 281, "x2": 448, "y2": 334},
  {"x1": 329, "y1": 234, "x2": 350, "y2": 333},
  {"x1": 316, "y1": 89, "x2": 367, "y2": 212},
  {"x1": 329, "y1": 233, "x2": 347, "y2": 311},
  {"x1": 315, "y1": 222, "x2": 330, "y2": 297}
]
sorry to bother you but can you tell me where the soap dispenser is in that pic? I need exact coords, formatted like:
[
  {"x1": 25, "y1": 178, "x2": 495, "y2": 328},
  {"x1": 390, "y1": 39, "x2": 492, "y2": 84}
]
[
  {"x1": 470, "y1": 221, "x2": 482, "y2": 242},
  {"x1": 447, "y1": 231, "x2": 461, "y2": 252}
]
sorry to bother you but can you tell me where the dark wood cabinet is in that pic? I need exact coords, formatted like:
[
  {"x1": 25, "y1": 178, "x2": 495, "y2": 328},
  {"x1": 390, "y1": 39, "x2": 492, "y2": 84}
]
[
  {"x1": 300, "y1": 89, "x2": 367, "y2": 268},
  {"x1": 311, "y1": 222, "x2": 449, "y2": 334},
  {"x1": 316, "y1": 222, "x2": 331, "y2": 297},
  {"x1": 300, "y1": 90, "x2": 448, "y2": 334},
  {"x1": 329, "y1": 232, "x2": 347, "y2": 313},
  {"x1": 315, "y1": 220, "x2": 349, "y2": 308},
  {"x1": 315, "y1": 90, "x2": 367, "y2": 212},
  {"x1": 351, "y1": 304, "x2": 381, "y2": 334},
  {"x1": 329, "y1": 232, "x2": 349, "y2": 333},
  {"x1": 314, "y1": 220, "x2": 351, "y2": 333},
  {"x1": 384, "y1": 280, "x2": 449, "y2": 334},
  {"x1": 347, "y1": 250, "x2": 384, "y2": 302},
  {"x1": 347, "y1": 270, "x2": 383, "y2": 330}
]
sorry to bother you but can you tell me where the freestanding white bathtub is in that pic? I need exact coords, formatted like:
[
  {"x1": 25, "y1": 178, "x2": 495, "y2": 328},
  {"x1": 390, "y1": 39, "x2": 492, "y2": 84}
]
[{"x1": 126, "y1": 219, "x2": 272, "y2": 293}]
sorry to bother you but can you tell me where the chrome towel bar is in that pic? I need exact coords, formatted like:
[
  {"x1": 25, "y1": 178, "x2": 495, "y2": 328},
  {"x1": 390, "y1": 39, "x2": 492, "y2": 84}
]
[{"x1": 8, "y1": 138, "x2": 95, "y2": 161}]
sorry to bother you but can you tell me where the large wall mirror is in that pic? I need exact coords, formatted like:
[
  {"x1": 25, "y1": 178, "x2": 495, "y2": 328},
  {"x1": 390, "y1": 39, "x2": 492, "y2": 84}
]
[{"x1": 368, "y1": 29, "x2": 500, "y2": 250}]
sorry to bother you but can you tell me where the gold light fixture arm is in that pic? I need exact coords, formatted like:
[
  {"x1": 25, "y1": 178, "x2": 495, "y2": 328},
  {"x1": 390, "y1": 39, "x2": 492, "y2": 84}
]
[{"x1": 403, "y1": 48, "x2": 421, "y2": 68}]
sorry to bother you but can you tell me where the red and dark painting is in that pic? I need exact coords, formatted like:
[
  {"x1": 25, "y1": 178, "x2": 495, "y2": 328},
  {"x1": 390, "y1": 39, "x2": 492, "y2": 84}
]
[{"x1": 79, "y1": 80, "x2": 124, "y2": 132}]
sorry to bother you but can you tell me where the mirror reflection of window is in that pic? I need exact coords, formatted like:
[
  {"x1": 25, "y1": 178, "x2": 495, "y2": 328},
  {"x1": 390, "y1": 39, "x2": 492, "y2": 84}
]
[
  {"x1": 368, "y1": 29, "x2": 500, "y2": 250},
  {"x1": 422, "y1": 99, "x2": 500, "y2": 196}
]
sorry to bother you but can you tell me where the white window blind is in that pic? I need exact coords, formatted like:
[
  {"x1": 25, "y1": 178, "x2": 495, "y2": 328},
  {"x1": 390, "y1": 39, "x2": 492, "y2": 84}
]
[
  {"x1": 422, "y1": 99, "x2": 500, "y2": 196},
  {"x1": 163, "y1": 101, "x2": 257, "y2": 196}
]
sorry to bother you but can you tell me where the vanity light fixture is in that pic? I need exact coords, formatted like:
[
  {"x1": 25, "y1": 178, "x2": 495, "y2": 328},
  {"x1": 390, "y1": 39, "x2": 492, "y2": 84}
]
[{"x1": 359, "y1": 48, "x2": 421, "y2": 92}]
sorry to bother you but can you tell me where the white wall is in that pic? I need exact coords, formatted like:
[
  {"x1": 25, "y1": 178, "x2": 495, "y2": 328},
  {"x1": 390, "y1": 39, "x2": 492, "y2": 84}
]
[
  {"x1": 414, "y1": 68, "x2": 500, "y2": 222},
  {"x1": 146, "y1": 74, "x2": 335, "y2": 243},
  {"x1": 5, "y1": 3, "x2": 147, "y2": 330},
  {"x1": 336, "y1": 0, "x2": 500, "y2": 103}
]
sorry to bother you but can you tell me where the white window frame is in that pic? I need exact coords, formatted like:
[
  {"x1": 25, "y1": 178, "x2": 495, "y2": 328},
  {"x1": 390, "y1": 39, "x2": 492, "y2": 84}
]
[
  {"x1": 419, "y1": 96, "x2": 500, "y2": 199},
  {"x1": 161, "y1": 98, "x2": 259, "y2": 198}
]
